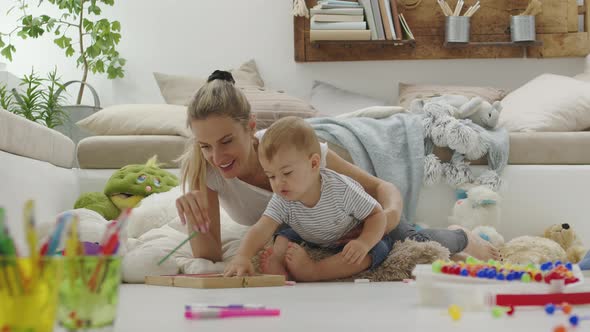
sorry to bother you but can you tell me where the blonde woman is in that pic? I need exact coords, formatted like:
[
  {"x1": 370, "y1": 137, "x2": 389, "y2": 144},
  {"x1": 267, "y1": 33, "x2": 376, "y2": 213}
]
[{"x1": 176, "y1": 70, "x2": 498, "y2": 271}]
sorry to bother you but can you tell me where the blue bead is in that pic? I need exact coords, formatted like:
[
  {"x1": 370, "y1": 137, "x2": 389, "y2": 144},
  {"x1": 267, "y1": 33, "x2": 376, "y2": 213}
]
[
  {"x1": 487, "y1": 270, "x2": 497, "y2": 279},
  {"x1": 566, "y1": 262, "x2": 573, "y2": 271},
  {"x1": 460, "y1": 269, "x2": 469, "y2": 276},
  {"x1": 496, "y1": 273, "x2": 505, "y2": 281},
  {"x1": 545, "y1": 303, "x2": 556, "y2": 315},
  {"x1": 569, "y1": 315, "x2": 579, "y2": 326},
  {"x1": 506, "y1": 273, "x2": 514, "y2": 281},
  {"x1": 477, "y1": 270, "x2": 487, "y2": 278},
  {"x1": 555, "y1": 260, "x2": 562, "y2": 267}
]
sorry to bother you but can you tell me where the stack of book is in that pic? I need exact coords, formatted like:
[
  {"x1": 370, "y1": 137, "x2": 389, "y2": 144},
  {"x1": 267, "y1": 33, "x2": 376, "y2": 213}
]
[
  {"x1": 310, "y1": 0, "x2": 370, "y2": 41},
  {"x1": 309, "y1": 0, "x2": 414, "y2": 42}
]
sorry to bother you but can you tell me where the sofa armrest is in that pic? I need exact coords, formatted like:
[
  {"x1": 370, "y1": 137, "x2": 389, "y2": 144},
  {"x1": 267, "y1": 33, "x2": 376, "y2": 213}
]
[{"x1": 0, "y1": 109, "x2": 75, "y2": 168}]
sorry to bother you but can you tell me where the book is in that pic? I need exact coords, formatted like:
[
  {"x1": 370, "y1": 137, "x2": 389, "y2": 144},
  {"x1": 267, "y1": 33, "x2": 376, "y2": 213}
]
[
  {"x1": 399, "y1": 13, "x2": 415, "y2": 40},
  {"x1": 359, "y1": 0, "x2": 379, "y2": 40},
  {"x1": 310, "y1": 8, "x2": 364, "y2": 15},
  {"x1": 318, "y1": 0, "x2": 362, "y2": 7},
  {"x1": 310, "y1": 29, "x2": 371, "y2": 41},
  {"x1": 311, "y1": 14, "x2": 364, "y2": 22},
  {"x1": 369, "y1": 0, "x2": 386, "y2": 40},
  {"x1": 378, "y1": 0, "x2": 393, "y2": 40},
  {"x1": 311, "y1": 21, "x2": 367, "y2": 30},
  {"x1": 389, "y1": 0, "x2": 402, "y2": 40},
  {"x1": 145, "y1": 273, "x2": 286, "y2": 289}
]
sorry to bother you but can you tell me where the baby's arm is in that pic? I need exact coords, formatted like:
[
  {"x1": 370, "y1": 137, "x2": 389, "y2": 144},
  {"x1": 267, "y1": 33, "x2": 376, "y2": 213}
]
[
  {"x1": 342, "y1": 205, "x2": 387, "y2": 264},
  {"x1": 223, "y1": 216, "x2": 279, "y2": 276}
]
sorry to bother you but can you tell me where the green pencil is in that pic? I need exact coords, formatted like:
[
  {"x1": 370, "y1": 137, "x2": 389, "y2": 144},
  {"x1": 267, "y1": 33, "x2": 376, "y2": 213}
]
[{"x1": 157, "y1": 231, "x2": 198, "y2": 266}]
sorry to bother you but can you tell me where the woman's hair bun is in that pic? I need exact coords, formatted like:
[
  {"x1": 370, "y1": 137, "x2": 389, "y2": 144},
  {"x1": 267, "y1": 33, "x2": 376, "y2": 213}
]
[{"x1": 207, "y1": 70, "x2": 235, "y2": 84}]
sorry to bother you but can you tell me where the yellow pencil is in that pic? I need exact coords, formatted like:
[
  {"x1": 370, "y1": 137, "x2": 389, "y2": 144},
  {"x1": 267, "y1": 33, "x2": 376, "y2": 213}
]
[{"x1": 24, "y1": 200, "x2": 38, "y2": 292}]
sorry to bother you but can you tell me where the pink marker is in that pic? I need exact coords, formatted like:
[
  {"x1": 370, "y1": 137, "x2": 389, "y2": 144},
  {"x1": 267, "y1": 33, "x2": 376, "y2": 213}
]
[{"x1": 184, "y1": 308, "x2": 280, "y2": 319}]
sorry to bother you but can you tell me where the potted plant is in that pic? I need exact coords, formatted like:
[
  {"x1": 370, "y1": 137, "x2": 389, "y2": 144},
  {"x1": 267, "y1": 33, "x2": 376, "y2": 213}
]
[
  {"x1": 0, "y1": 0, "x2": 126, "y2": 142},
  {"x1": 0, "y1": 68, "x2": 68, "y2": 130}
]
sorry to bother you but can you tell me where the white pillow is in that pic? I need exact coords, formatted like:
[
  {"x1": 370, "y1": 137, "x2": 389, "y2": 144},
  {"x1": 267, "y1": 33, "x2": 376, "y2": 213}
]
[
  {"x1": 76, "y1": 104, "x2": 191, "y2": 137},
  {"x1": 310, "y1": 80, "x2": 387, "y2": 116},
  {"x1": 498, "y1": 74, "x2": 590, "y2": 132}
]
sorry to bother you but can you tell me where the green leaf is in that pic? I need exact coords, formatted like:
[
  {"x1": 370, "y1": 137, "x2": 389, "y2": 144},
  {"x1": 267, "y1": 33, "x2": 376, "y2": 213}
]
[
  {"x1": 94, "y1": 59, "x2": 105, "y2": 73},
  {"x1": 111, "y1": 21, "x2": 121, "y2": 31},
  {"x1": 1, "y1": 45, "x2": 16, "y2": 61},
  {"x1": 0, "y1": 37, "x2": 5, "y2": 49},
  {"x1": 83, "y1": 18, "x2": 94, "y2": 32},
  {"x1": 54, "y1": 35, "x2": 72, "y2": 49},
  {"x1": 65, "y1": 45, "x2": 75, "y2": 57}
]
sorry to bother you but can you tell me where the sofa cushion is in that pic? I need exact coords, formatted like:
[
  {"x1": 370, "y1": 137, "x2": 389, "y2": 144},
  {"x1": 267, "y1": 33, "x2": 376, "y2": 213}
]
[
  {"x1": 310, "y1": 80, "x2": 387, "y2": 116},
  {"x1": 434, "y1": 132, "x2": 590, "y2": 165},
  {"x1": 398, "y1": 82, "x2": 508, "y2": 109},
  {"x1": 77, "y1": 135, "x2": 187, "y2": 169},
  {"x1": 0, "y1": 109, "x2": 75, "y2": 168},
  {"x1": 499, "y1": 74, "x2": 590, "y2": 132},
  {"x1": 76, "y1": 104, "x2": 191, "y2": 137}
]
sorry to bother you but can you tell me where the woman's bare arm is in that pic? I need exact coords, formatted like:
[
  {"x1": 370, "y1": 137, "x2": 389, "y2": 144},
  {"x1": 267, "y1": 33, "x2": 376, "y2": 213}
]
[
  {"x1": 325, "y1": 150, "x2": 403, "y2": 231},
  {"x1": 176, "y1": 187, "x2": 223, "y2": 261}
]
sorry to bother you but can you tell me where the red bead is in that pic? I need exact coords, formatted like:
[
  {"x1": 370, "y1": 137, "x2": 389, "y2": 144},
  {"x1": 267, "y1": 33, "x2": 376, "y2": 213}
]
[
  {"x1": 452, "y1": 266, "x2": 461, "y2": 275},
  {"x1": 534, "y1": 273, "x2": 543, "y2": 282},
  {"x1": 507, "y1": 306, "x2": 515, "y2": 316},
  {"x1": 442, "y1": 266, "x2": 450, "y2": 274},
  {"x1": 553, "y1": 324, "x2": 567, "y2": 332}
]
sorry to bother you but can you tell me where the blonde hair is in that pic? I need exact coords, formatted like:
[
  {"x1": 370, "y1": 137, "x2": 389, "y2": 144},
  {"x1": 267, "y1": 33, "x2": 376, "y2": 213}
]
[
  {"x1": 259, "y1": 116, "x2": 320, "y2": 163},
  {"x1": 178, "y1": 72, "x2": 251, "y2": 194}
]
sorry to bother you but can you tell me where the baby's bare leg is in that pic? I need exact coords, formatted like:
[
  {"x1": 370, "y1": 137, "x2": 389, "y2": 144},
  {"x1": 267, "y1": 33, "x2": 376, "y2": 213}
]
[
  {"x1": 260, "y1": 236, "x2": 289, "y2": 277},
  {"x1": 285, "y1": 243, "x2": 371, "y2": 281}
]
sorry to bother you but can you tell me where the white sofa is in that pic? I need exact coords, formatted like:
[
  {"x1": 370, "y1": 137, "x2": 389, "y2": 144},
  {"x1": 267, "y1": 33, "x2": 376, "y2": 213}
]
[{"x1": 2, "y1": 108, "x2": 590, "y2": 250}]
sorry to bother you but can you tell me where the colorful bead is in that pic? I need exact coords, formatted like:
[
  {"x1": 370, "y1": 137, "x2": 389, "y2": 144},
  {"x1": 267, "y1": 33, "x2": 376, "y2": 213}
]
[
  {"x1": 491, "y1": 306, "x2": 504, "y2": 318},
  {"x1": 561, "y1": 302, "x2": 572, "y2": 314},
  {"x1": 448, "y1": 304, "x2": 461, "y2": 321},
  {"x1": 521, "y1": 273, "x2": 531, "y2": 283},
  {"x1": 569, "y1": 315, "x2": 579, "y2": 326},
  {"x1": 565, "y1": 262, "x2": 573, "y2": 271},
  {"x1": 545, "y1": 303, "x2": 556, "y2": 315},
  {"x1": 506, "y1": 306, "x2": 515, "y2": 316},
  {"x1": 553, "y1": 325, "x2": 566, "y2": 332}
]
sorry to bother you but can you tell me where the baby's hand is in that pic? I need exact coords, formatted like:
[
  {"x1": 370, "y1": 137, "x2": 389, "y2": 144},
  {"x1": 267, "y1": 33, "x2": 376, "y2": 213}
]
[
  {"x1": 341, "y1": 239, "x2": 370, "y2": 265},
  {"x1": 223, "y1": 255, "x2": 254, "y2": 277}
]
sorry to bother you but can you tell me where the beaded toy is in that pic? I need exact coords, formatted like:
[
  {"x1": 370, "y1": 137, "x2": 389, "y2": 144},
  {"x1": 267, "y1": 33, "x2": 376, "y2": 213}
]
[{"x1": 431, "y1": 258, "x2": 580, "y2": 285}]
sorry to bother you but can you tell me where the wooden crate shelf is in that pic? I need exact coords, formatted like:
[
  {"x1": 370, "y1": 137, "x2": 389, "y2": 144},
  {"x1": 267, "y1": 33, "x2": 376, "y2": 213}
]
[{"x1": 295, "y1": 0, "x2": 590, "y2": 62}]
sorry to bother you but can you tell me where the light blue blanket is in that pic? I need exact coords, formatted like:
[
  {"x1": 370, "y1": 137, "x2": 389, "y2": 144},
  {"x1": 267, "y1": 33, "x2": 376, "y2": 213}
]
[{"x1": 307, "y1": 113, "x2": 425, "y2": 224}]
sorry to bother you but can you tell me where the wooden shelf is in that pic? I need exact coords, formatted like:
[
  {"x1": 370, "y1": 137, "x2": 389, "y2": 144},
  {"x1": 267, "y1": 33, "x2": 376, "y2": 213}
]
[
  {"x1": 444, "y1": 40, "x2": 543, "y2": 48},
  {"x1": 311, "y1": 39, "x2": 416, "y2": 48},
  {"x1": 295, "y1": 0, "x2": 590, "y2": 62}
]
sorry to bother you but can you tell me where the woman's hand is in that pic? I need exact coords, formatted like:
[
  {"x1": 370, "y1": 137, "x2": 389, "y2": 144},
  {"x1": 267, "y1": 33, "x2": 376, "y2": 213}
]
[
  {"x1": 224, "y1": 255, "x2": 255, "y2": 277},
  {"x1": 176, "y1": 190, "x2": 211, "y2": 233}
]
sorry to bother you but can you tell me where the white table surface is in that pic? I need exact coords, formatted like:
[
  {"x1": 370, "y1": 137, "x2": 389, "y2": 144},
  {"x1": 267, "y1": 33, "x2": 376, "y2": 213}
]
[{"x1": 80, "y1": 281, "x2": 590, "y2": 332}]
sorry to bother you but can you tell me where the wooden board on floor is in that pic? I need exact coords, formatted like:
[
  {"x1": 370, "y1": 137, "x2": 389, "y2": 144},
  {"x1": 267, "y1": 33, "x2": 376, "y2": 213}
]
[{"x1": 145, "y1": 273, "x2": 286, "y2": 289}]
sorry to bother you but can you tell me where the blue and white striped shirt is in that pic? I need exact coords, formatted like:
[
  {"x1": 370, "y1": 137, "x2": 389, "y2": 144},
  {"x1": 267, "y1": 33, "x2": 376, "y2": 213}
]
[{"x1": 263, "y1": 168, "x2": 379, "y2": 247}]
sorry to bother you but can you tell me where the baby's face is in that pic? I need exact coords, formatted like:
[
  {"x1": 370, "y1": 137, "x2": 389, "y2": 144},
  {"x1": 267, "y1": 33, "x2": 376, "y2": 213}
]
[{"x1": 260, "y1": 147, "x2": 319, "y2": 201}]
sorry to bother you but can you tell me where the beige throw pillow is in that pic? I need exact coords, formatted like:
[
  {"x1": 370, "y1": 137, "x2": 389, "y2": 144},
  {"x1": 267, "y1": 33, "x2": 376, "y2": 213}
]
[
  {"x1": 398, "y1": 82, "x2": 508, "y2": 108},
  {"x1": 77, "y1": 104, "x2": 191, "y2": 137},
  {"x1": 499, "y1": 74, "x2": 590, "y2": 132},
  {"x1": 241, "y1": 87, "x2": 318, "y2": 129},
  {"x1": 154, "y1": 59, "x2": 264, "y2": 105}
]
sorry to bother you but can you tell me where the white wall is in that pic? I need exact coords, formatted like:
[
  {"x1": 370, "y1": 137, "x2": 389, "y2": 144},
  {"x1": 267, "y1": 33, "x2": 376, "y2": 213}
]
[{"x1": 0, "y1": 0, "x2": 586, "y2": 109}]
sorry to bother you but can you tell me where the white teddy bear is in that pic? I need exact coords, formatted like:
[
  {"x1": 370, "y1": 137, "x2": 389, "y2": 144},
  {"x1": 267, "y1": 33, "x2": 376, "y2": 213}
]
[{"x1": 448, "y1": 184, "x2": 505, "y2": 247}]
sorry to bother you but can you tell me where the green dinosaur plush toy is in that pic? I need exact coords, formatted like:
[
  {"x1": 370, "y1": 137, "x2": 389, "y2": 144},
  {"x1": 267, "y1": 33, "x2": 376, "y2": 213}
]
[{"x1": 74, "y1": 156, "x2": 179, "y2": 220}]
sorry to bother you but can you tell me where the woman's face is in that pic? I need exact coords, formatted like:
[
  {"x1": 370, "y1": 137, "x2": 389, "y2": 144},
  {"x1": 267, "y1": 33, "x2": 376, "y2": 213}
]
[{"x1": 191, "y1": 115, "x2": 255, "y2": 179}]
